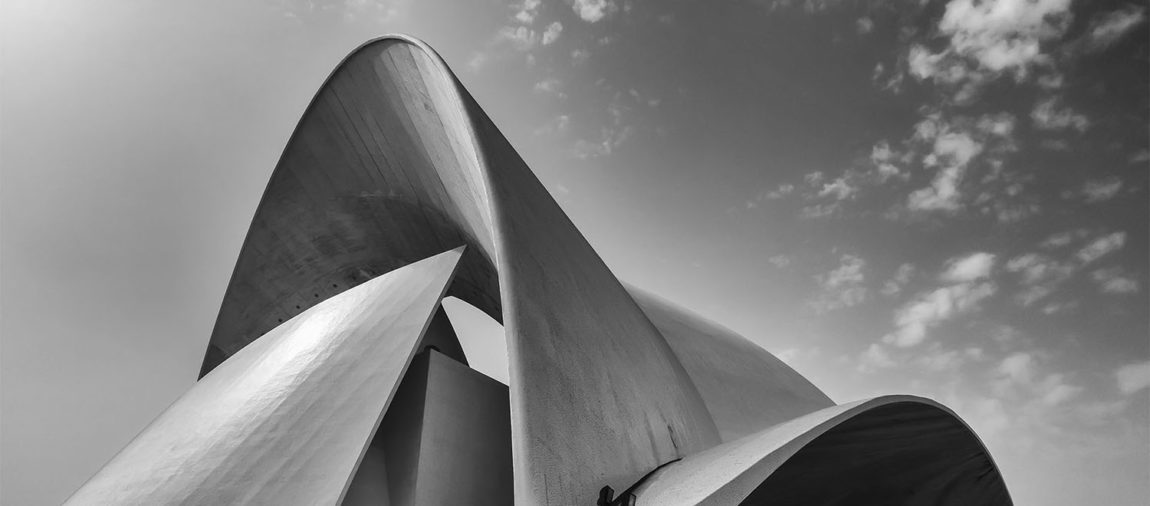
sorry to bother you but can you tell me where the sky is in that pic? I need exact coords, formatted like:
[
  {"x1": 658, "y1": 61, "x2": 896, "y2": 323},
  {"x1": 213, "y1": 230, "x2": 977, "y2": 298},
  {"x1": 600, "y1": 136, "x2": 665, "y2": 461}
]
[{"x1": 1, "y1": 0, "x2": 1147, "y2": 504}]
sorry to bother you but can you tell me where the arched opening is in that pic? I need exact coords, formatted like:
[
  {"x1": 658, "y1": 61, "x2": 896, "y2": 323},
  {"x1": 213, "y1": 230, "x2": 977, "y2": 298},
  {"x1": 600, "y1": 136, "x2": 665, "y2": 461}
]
[{"x1": 740, "y1": 402, "x2": 1010, "y2": 505}]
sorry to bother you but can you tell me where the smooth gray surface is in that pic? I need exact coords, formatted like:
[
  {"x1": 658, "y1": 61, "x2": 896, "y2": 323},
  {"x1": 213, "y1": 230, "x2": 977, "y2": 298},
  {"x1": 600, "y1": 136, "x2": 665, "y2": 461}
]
[
  {"x1": 629, "y1": 287, "x2": 834, "y2": 441},
  {"x1": 64, "y1": 247, "x2": 463, "y2": 505}
]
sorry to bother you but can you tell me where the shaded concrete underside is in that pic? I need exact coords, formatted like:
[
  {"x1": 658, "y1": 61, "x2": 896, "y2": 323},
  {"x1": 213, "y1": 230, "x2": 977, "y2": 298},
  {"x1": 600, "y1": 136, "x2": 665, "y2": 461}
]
[
  {"x1": 740, "y1": 402, "x2": 1010, "y2": 505},
  {"x1": 634, "y1": 396, "x2": 1011, "y2": 506},
  {"x1": 344, "y1": 350, "x2": 512, "y2": 506}
]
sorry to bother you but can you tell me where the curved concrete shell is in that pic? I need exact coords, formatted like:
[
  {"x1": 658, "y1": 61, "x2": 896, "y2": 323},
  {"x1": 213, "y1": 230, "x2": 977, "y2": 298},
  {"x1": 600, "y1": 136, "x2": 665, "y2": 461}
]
[
  {"x1": 67, "y1": 34, "x2": 1014, "y2": 506},
  {"x1": 633, "y1": 395, "x2": 1010, "y2": 505},
  {"x1": 200, "y1": 35, "x2": 718, "y2": 504},
  {"x1": 628, "y1": 288, "x2": 835, "y2": 442}
]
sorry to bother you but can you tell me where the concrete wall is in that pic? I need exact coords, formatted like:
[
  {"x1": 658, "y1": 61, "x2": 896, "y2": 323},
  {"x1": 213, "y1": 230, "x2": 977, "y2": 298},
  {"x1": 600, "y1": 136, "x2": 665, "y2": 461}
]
[{"x1": 344, "y1": 350, "x2": 512, "y2": 506}]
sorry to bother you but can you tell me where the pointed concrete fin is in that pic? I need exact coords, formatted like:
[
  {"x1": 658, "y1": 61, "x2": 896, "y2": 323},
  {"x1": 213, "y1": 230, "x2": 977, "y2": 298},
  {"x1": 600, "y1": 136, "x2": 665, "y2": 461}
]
[{"x1": 65, "y1": 247, "x2": 464, "y2": 506}]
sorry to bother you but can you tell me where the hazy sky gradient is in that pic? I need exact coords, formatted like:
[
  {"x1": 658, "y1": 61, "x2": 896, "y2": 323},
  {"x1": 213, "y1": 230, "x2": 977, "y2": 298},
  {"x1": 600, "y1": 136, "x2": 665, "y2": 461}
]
[{"x1": 2, "y1": 0, "x2": 1147, "y2": 504}]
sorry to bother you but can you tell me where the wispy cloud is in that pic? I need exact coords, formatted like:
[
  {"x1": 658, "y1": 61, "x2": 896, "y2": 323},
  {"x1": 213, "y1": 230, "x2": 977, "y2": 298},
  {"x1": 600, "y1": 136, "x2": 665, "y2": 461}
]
[
  {"x1": 1076, "y1": 231, "x2": 1127, "y2": 264},
  {"x1": 882, "y1": 252, "x2": 997, "y2": 348},
  {"x1": 1031, "y1": 96, "x2": 1089, "y2": 132},
  {"x1": 1079, "y1": 177, "x2": 1123, "y2": 203},
  {"x1": 941, "y1": 252, "x2": 995, "y2": 282},
  {"x1": 542, "y1": 21, "x2": 563, "y2": 45},
  {"x1": 767, "y1": 254, "x2": 791, "y2": 269},
  {"x1": 1083, "y1": 4, "x2": 1147, "y2": 53},
  {"x1": 1115, "y1": 361, "x2": 1150, "y2": 395},
  {"x1": 513, "y1": 0, "x2": 541, "y2": 23},
  {"x1": 573, "y1": 0, "x2": 615, "y2": 23},
  {"x1": 907, "y1": 131, "x2": 983, "y2": 212},
  {"x1": 809, "y1": 254, "x2": 868, "y2": 313},
  {"x1": 1005, "y1": 253, "x2": 1073, "y2": 306},
  {"x1": 881, "y1": 263, "x2": 916, "y2": 296},
  {"x1": 1090, "y1": 267, "x2": 1140, "y2": 295}
]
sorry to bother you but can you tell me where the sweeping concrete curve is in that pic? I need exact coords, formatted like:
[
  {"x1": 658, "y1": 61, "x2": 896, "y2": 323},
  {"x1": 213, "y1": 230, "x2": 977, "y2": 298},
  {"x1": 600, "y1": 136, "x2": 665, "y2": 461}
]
[
  {"x1": 199, "y1": 34, "x2": 721, "y2": 504},
  {"x1": 633, "y1": 395, "x2": 1012, "y2": 505},
  {"x1": 628, "y1": 288, "x2": 835, "y2": 442},
  {"x1": 66, "y1": 248, "x2": 464, "y2": 506}
]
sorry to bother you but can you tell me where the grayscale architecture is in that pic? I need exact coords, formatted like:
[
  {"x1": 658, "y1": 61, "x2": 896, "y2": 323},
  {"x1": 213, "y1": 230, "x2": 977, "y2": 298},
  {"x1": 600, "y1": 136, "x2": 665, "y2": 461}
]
[{"x1": 64, "y1": 35, "x2": 1013, "y2": 505}]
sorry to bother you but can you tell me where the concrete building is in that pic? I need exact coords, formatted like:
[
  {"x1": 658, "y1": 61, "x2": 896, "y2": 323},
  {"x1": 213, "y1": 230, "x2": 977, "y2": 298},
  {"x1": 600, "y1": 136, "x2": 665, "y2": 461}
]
[{"x1": 64, "y1": 35, "x2": 1012, "y2": 505}]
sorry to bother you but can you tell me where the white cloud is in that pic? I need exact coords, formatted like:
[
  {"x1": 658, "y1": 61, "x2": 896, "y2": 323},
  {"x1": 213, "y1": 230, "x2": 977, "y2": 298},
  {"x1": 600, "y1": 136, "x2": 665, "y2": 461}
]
[
  {"x1": 1084, "y1": 4, "x2": 1147, "y2": 52},
  {"x1": 799, "y1": 202, "x2": 839, "y2": 219},
  {"x1": 997, "y1": 351, "x2": 1036, "y2": 385},
  {"x1": 809, "y1": 254, "x2": 868, "y2": 313},
  {"x1": 824, "y1": 254, "x2": 865, "y2": 286},
  {"x1": 765, "y1": 183, "x2": 794, "y2": 200},
  {"x1": 1076, "y1": 231, "x2": 1127, "y2": 263},
  {"x1": 908, "y1": 132, "x2": 983, "y2": 212},
  {"x1": 937, "y1": 0, "x2": 1071, "y2": 75},
  {"x1": 541, "y1": 21, "x2": 563, "y2": 45},
  {"x1": 532, "y1": 77, "x2": 565, "y2": 98},
  {"x1": 1090, "y1": 267, "x2": 1140, "y2": 294},
  {"x1": 1005, "y1": 253, "x2": 1073, "y2": 285},
  {"x1": 1040, "y1": 228, "x2": 1089, "y2": 249},
  {"x1": 1031, "y1": 96, "x2": 1089, "y2": 132},
  {"x1": 1005, "y1": 253, "x2": 1075, "y2": 307},
  {"x1": 513, "y1": 0, "x2": 541, "y2": 23},
  {"x1": 767, "y1": 254, "x2": 791, "y2": 269},
  {"x1": 496, "y1": 25, "x2": 539, "y2": 51},
  {"x1": 908, "y1": 165, "x2": 965, "y2": 211},
  {"x1": 932, "y1": 131, "x2": 984, "y2": 167},
  {"x1": 941, "y1": 252, "x2": 996, "y2": 282},
  {"x1": 533, "y1": 114, "x2": 570, "y2": 136},
  {"x1": 881, "y1": 263, "x2": 915, "y2": 296},
  {"x1": 573, "y1": 0, "x2": 613, "y2": 23},
  {"x1": 870, "y1": 140, "x2": 903, "y2": 181},
  {"x1": 803, "y1": 171, "x2": 824, "y2": 186},
  {"x1": 1037, "y1": 374, "x2": 1083, "y2": 406},
  {"x1": 883, "y1": 280, "x2": 996, "y2": 347},
  {"x1": 976, "y1": 112, "x2": 1018, "y2": 140},
  {"x1": 1080, "y1": 177, "x2": 1123, "y2": 203},
  {"x1": 466, "y1": 52, "x2": 489, "y2": 72},
  {"x1": 859, "y1": 343, "x2": 896, "y2": 372},
  {"x1": 856, "y1": 16, "x2": 874, "y2": 34},
  {"x1": 571, "y1": 48, "x2": 591, "y2": 64},
  {"x1": 1115, "y1": 361, "x2": 1150, "y2": 395},
  {"x1": 818, "y1": 177, "x2": 856, "y2": 200},
  {"x1": 906, "y1": 0, "x2": 1073, "y2": 103}
]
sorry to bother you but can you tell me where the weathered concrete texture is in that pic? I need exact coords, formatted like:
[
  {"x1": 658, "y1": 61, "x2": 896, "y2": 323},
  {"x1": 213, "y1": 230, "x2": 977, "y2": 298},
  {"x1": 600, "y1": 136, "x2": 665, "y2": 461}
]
[
  {"x1": 633, "y1": 395, "x2": 1011, "y2": 505},
  {"x1": 629, "y1": 288, "x2": 834, "y2": 441},
  {"x1": 64, "y1": 248, "x2": 463, "y2": 506},
  {"x1": 200, "y1": 35, "x2": 720, "y2": 504},
  {"x1": 344, "y1": 349, "x2": 512, "y2": 506}
]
